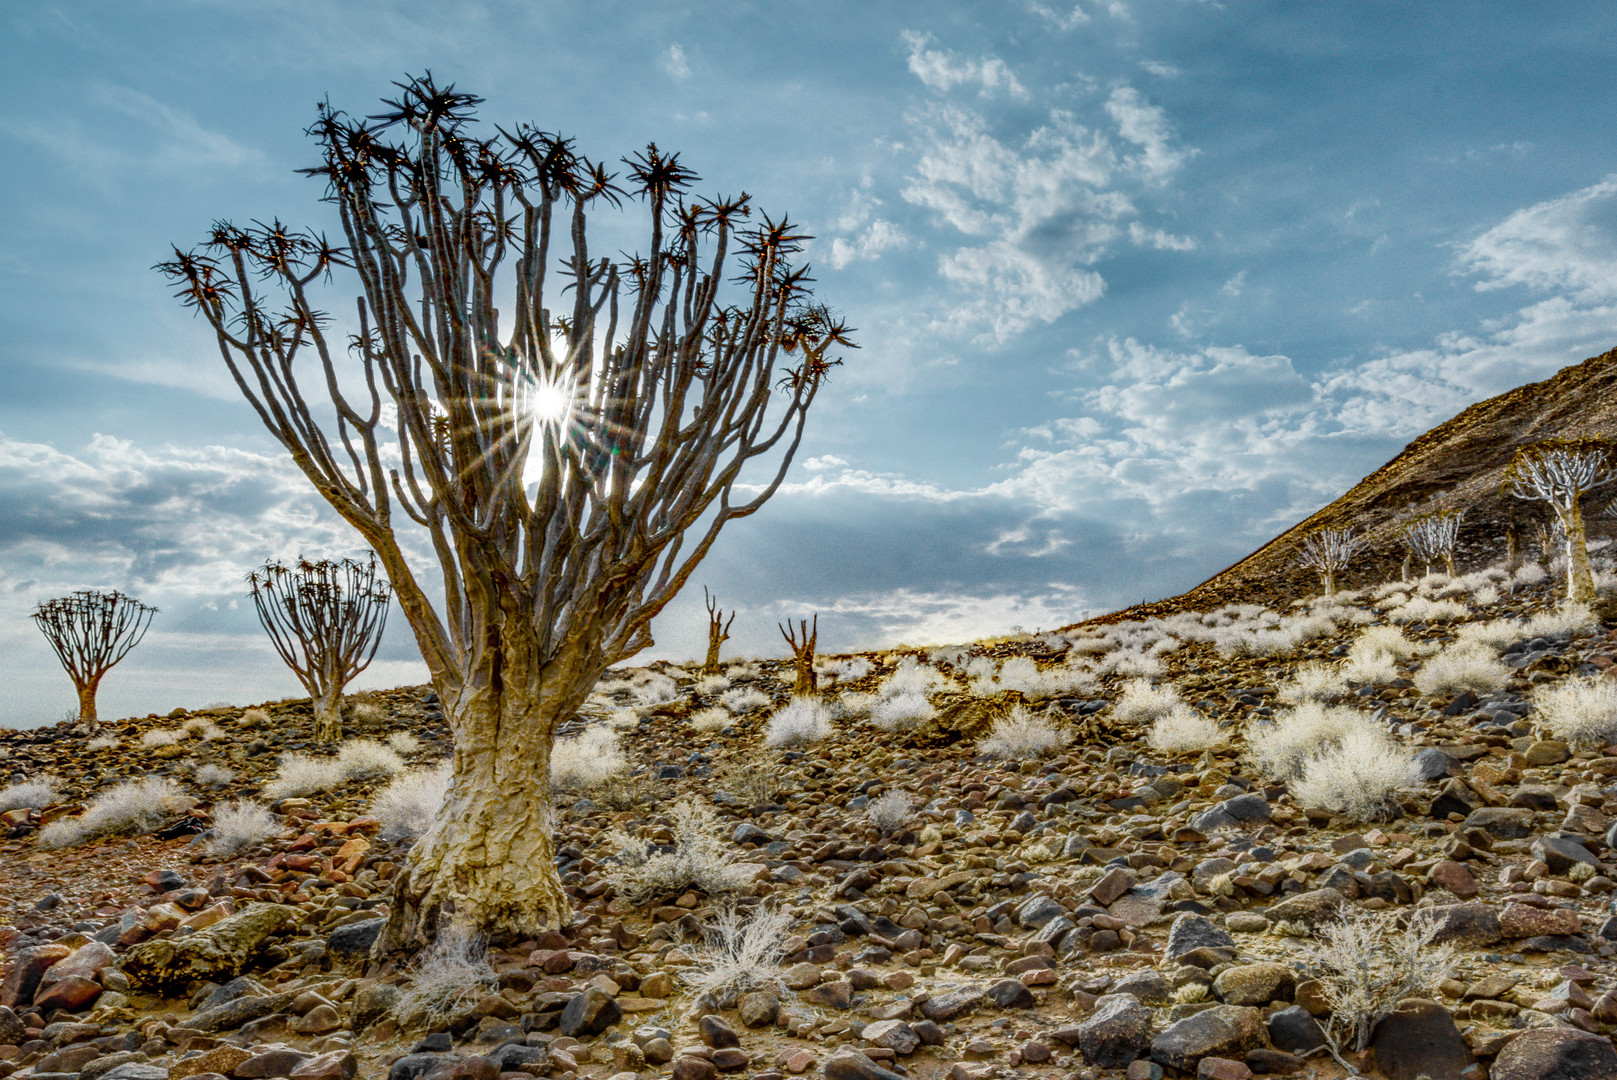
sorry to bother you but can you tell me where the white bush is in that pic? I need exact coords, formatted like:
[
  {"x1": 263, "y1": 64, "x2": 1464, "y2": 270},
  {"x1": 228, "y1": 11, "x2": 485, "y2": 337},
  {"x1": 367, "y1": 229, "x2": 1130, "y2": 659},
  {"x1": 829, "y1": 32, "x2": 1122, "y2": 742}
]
[
  {"x1": 694, "y1": 674, "x2": 732, "y2": 695},
  {"x1": 195, "y1": 763, "x2": 235, "y2": 787},
  {"x1": 1535, "y1": 677, "x2": 1617, "y2": 746},
  {"x1": 209, "y1": 798, "x2": 280, "y2": 858},
  {"x1": 85, "y1": 735, "x2": 119, "y2": 751},
  {"x1": 689, "y1": 706, "x2": 731, "y2": 733},
  {"x1": 870, "y1": 693, "x2": 936, "y2": 733},
  {"x1": 1247, "y1": 703, "x2": 1381, "y2": 782},
  {"x1": 867, "y1": 790, "x2": 914, "y2": 830},
  {"x1": 830, "y1": 657, "x2": 873, "y2": 681},
  {"x1": 370, "y1": 760, "x2": 452, "y2": 840},
  {"x1": 385, "y1": 732, "x2": 422, "y2": 757},
  {"x1": 721, "y1": 686, "x2": 771, "y2": 714},
  {"x1": 1147, "y1": 706, "x2": 1224, "y2": 754},
  {"x1": 604, "y1": 798, "x2": 753, "y2": 904},
  {"x1": 763, "y1": 697, "x2": 832, "y2": 748},
  {"x1": 140, "y1": 729, "x2": 181, "y2": 749},
  {"x1": 882, "y1": 657, "x2": 944, "y2": 698},
  {"x1": 551, "y1": 726, "x2": 627, "y2": 789},
  {"x1": 1095, "y1": 649, "x2": 1164, "y2": 677},
  {"x1": 1454, "y1": 618, "x2": 1526, "y2": 652},
  {"x1": 1511, "y1": 562, "x2": 1549, "y2": 588},
  {"x1": 1522, "y1": 602, "x2": 1597, "y2": 639},
  {"x1": 393, "y1": 924, "x2": 497, "y2": 1026},
  {"x1": 0, "y1": 777, "x2": 59, "y2": 813},
  {"x1": 38, "y1": 777, "x2": 186, "y2": 848},
  {"x1": 980, "y1": 706, "x2": 1070, "y2": 760},
  {"x1": 336, "y1": 738, "x2": 407, "y2": 780},
  {"x1": 263, "y1": 753, "x2": 345, "y2": 800},
  {"x1": 1290, "y1": 725, "x2": 1414, "y2": 821},
  {"x1": 682, "y1": 905, "x2": 793, "y2": 1008},
  {"x1": 182, "y1": 717, "x2": 226, "y2": 741},
  {"x1": 1277, "y1": 663, "x2": 1348, "y2": 704},
  {"x1": 238, "y1": 707, "x2": 270, "y2": 727},
  {"x1": 1303, "y1": 908, "x2": 1456, "y2": 1053},
  {"x1": 631, "y1": 670, "x2": 680, "y2": 706},
  {"x1": 1413, "y1": 645, "x2": 1510, "y2": 696},
  {"x1": 1112, "y1": 679, "x2": 1181, "y2": 725},
  {"x1": 1389, "y1": 597, "x2": 1469, "y2": 624}
]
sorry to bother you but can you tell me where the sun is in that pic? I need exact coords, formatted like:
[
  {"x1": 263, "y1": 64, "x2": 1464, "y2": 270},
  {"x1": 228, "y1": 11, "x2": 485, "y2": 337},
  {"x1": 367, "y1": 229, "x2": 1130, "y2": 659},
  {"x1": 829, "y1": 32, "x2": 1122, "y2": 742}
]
[{"x1": 532, "y1": 374, "x2": 572, "y2": 429}]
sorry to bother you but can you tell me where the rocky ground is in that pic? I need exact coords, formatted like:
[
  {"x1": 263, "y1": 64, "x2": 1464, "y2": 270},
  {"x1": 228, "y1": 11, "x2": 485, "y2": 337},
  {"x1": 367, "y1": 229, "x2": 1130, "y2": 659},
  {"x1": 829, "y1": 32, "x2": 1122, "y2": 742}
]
[{"x1": 6, "y1": 567, "x2": 1617, "y2": 1080}]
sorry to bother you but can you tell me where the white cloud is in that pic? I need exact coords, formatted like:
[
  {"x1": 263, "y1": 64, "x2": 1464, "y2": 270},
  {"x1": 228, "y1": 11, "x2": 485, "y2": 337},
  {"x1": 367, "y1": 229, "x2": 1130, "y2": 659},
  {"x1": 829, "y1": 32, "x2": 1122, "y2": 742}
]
[
  {"x1": 663, "y1": 42, "x2": 691, "y2": 80},
  {"x1": 1140, "y1": 59, "x2": 1181, "y2": 78},
  {"x1": 1104, "y1": 86, "x2": 1191, "y2": 184},
  {"x1": 1128, "y1": 221, "x2": 1196, "y2": 250},
  {"x1": 1460, "y1": 174, "x2": 1617, "y2": 301},
  {"x1": 827, "y1": 186, "x2": 908, "y2": 268},
  {"x1": 809, "y1": 586, "x2": 1091, "y2": 645},
  {"x1": 902, "y1": 31, "x2": 1028, "y2": 98},
  {"x1": 1024, "y1": 1, "x2": 1091, "y2": 30}
]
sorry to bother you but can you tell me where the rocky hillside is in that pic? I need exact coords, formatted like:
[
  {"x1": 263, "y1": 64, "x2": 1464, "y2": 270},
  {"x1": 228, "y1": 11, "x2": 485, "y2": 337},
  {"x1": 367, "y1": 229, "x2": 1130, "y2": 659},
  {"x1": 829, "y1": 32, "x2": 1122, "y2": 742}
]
[
  {"x1": 1089, "y1": 347, "x2": 1617, "y2": 627},
  {"x1": 5, "y1": 556, "x2": 1617, "y2": 1080}
]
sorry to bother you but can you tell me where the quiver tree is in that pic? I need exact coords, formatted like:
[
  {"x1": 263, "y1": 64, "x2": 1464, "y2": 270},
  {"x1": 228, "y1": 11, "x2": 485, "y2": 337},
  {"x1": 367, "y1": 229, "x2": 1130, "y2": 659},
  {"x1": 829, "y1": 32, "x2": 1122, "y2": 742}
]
[
  {"x1": 702, "y1": 588, "x2": 735, "y2": 674},
  {"x1": 780, "y1": 615, "x2": 818, "y2": 694},
  {"x1": 247, "y1": 555, "x2": 392, "y2": 742},
  {"x1": 1505, "y1": 439, "x2": 1616, "y2": 603},
  {"x1": 1296, "y1": 527, "x2": 1362, "y2": 596},
  {"x1": 157, "y1": 75, "x2": 853, "y2": 950},
  {"x1": 32, "y1": 590, "x2": 157, "y2": 724},
  {"x1": 1400, "y1": 510, "x2": 1463, "y2": 577}
]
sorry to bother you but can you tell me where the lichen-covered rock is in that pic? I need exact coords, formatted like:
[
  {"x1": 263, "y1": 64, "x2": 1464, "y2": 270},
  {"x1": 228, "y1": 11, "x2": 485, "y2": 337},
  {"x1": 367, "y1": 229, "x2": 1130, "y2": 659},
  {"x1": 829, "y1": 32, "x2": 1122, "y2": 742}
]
[
  {"x1": 1150, "y1": 1005, "x2": 1265, "y2": 1071},
  {"x1": 119, "y1": 903, "x2": 297, "y2": 994},
  {"x1": 1491, "y1": 1027, "x2": 1617, "y2": 1080}
]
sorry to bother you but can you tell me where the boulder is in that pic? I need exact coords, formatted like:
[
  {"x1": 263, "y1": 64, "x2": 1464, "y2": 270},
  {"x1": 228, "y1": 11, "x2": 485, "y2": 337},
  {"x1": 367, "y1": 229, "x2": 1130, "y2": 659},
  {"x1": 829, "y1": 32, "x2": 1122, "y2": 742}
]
[
  {"x1": 325, "y1": 920, "x2": 385, "y2": 958},
  {"x1": 1463, "y1": 807, "x2": 1535, "y2": 841},
  {"x1": 1077, "y1": 993, "x2": 1154, "y2": 1067},
  {"x1": 1491, "y1": 1027, "x2": 1617, "y2": 1080},
  {"x1": 1265, "y1": 1006, "x2": 1325, "y2": 1054},
  {"x1": 1151, "y1": 1006, "x2": 1265, "y2": 1071},
  {"x1": 1190, "y1": 794, "x2": 1271, "y2": 833},
  {"x1": 1423, "y1": 902, "x2": 1503, "y2": 945},
  {"x1": 1165, "y1": 914, "x2": 1235, "y2": 962},
  {"x1": 0, "y1": 943, "x2": 71, "y2": 1007},
  {"x1": 1213, "y1": 963, "x2": 1294, "y2": 1007},
  {"x1": 119, "y1": 903, "x2": 297, "y2": 994},
  {"x1": 559, "y1": 986, "x2": 621, "y2": 1037},
  {"x1": 1262, "y1": 889, "x2": 1344, "y2": 930},
  {"x1": 1369, "y1": 998, "x2": 1474, "y2": 1080}
]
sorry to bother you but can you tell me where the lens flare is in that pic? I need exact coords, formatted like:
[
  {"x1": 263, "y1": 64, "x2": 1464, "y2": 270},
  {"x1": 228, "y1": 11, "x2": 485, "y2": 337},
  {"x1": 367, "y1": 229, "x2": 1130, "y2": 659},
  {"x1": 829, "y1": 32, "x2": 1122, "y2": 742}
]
[{"x1": 532, "y1": 373, "x2": 573, "y2": 429}]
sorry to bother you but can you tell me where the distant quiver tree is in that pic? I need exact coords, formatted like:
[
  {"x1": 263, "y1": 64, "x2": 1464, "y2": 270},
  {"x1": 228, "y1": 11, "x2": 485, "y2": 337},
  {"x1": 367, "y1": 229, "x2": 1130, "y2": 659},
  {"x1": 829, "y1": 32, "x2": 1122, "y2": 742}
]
[
  {"x1": 247, "y1": 555, "x2": 392, "y2": 743},
  {"x1": 1505, "y1": 438, "x2": 1616, "y2": 603},
  {"x1": 1296, "y1": 527, "x2": 1362, "y2": 596},
  {"x1": 702, "y1": 588, "x2": 735, "y2": 675},
  {"x1": 157, "y1": 74, "x2": 853, "y2": 950},
  {"x1": 32, "y1": 590, "x2": 157, "y2": 724},
  {"x1": 1400, "y1": 510, "x2": 1463, "y2": 577}
]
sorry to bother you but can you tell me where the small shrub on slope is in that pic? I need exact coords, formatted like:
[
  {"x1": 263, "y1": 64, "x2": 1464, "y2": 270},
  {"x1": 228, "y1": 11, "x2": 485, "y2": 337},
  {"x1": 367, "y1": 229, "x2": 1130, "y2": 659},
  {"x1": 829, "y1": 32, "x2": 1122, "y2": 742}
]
[
  {"x1": 263, "y1": 753, "x2": 344, "y2": 800},
  {"x1": 682, "y1": 905, "x2": 793, "y2": 1009},
  {"x1": 721, "y1": 686, "x2": 771, "y2": 714},
  {"x1": 385, "y1": 732, "x2": 422, "y2": 757},
  {"x1": 694, "y1": 674, "x2": 732, "y2": 695},
  {"x1": 0, "y1": 777, "x2": 59, "y2": 813},
  {"x1": 393, "y1": 924, "x2": 497, "y2": 1028},
  {"x1": 1112, "y1": 679, "x2": 1181, "y2": 725},
  {"x1": 1413, "y1": 645, "x2": 1509, "y2": 696},
  {"x1": 1247, "y1": 703, "x2": 1379, "y2": 782},
  {"x1": 370, "y1": 760, "x2": 452, "y2": 840},
  {"x1": 39, "y1": 777, "x2": 184, "y2": 848},
  {"x1": 1535, "y1": 677, "x2": 1617, "y2": 746},
  {"x1": 195, "y1": 763, "x2": 235, "y2": 787},
  {"x1": 209, "y1": 799, "x2": 280, "y2": 858},
  {"x1": 870, "y1": 693, "x2": 936, "y2": 733},
  {"x1": 867, "y1": 790, "x2": 914, "y2": 830},
  {"x1": 1277, "y1": 663, "x2": 1347, "y2": 704},
  {"x1": 1389, "y1": 597, "x2": 1469, "y2": 624},
  {"x1": 1147, "y1": 706, "x2": 1224, "y2": 754},
  {"x1": 551, "y1": 726, "x2": 627, "y2": 790},
  {"x1": 1289, "y1": 725, "x2": 1414, "y2": 821},
  {"x1": 140, "y1": 729, "x2": 181, "y2": 749},
  {"x1": 1522, "y1": 601, "x2": 1597, "y2": 638},
  {"x1": 604, "y1": 798, "x2": 752, "y2": 905},
  {"x1": 336, "y1": 738, "x2": 406, "y2": 780},
  {"x1": 980, "y1": 706, "x2": 1070, "y2": 760},
  {"x1": 690, "y1": 707, "x2": 732, "y2": 733},
  {"x1": 1302, "y1": 907, "x2": 1455, "y2": 1052},
  {"x1": 764, "y1": 697, "x2": 832, "y2": 748}
]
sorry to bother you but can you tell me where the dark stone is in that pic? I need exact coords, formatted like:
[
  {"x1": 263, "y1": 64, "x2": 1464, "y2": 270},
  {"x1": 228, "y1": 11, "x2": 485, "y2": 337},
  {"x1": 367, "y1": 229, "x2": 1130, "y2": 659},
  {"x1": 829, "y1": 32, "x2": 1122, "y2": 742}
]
[
  {"x1": 238, "y1": 1049, "x2": 315, "y2": 1078},
  {"x1": 412, "y1": 1034, "x2": 454, "y2": 1053},
  {"x1": 802, "y1": 979, "x2": 855, "y2": 1009},
  {"x1": 985, "y1": 978, "x2": 1036, "y2": 1009},
  {"x1": 1412, "y1": 748, "x2": 1458, "y2": 781},
  {"x1": 671, "y1": 1057, "x2": 718, "y2": 1080},
  {"x1": 911, "y1": 1020, "x2": 945, "y2": 1046},
  {"x1": 1077, "y1": 993, "x2": 1153, "y2": 1067},
  {"x1": 0, "y1": 945, "x2": 70, "y2": 1009},
  {"x1": 188, "y1": 991, "x2": 298, "y2": 1034},
  {"x1": 326, "y1": 920, "x2": 385, "y2": 957},
  {"x1": 1189, "y1": 794, "x2": 1271, "y2": 833},
  {"x1": 1491, "y1": 1027, "x2": 1617, "y2": 1080},
  {"x1": 1424, "y1": 902, "x2": 1503, "y2": 946},
  {"x1": 1463, "y1": 807, "x2": 1536, "y2": 841},
  {"x1": 1245, "y1": 1048, "x2": 1308, "y2": 1074},
  {"x1": 0, "y1": 1005, "x2": 24, "y2": 1045},
  {"x1": 699, "y1": 1015, "x2": 741, "y2": 1049},
  {"x1": 1150, "y1": 1006, "x2": 1265, "y2": 1071},
  {"x1": 1265, "y1": 1006, "x2": 1324, "y2": 1054},
  {"x1": 32, "y1": 976, "x2": 101, "y2": 1013},
  {"x1": 352, "y1": 983, "x2": 401, "y2": 1032},
  {"x1": 420, "y1": 1056, "x2": 499, "y2": 1080},
  {"x1": 1165, "y1": 913, "x2": 1235, "y2": 961},
  {"x1": 918, "y1": 984, "x2": 984, "y2": 1022},
  {"x1": 1014, "y1": 895, "x2": 1067, "y2": 929},
  {"x1": 558, "y1": 987, "x2": 621, "y2": 1038},
  {"x1": 1370, "y1": 998, "x2": 1474, "y2": 1080},
  {"x1": 1429, "y1": 778, "x2": 1484, "y2": 820},
  {"x1": 1532, "y1": 835, "x2": 1600, "y2": 874},
  {"x1": 486, "y1": 1043, "x2": 547, "y2": 1072},
  {"x1": 821, "y1": 1050, "x2": 905, "y2": 1080}
]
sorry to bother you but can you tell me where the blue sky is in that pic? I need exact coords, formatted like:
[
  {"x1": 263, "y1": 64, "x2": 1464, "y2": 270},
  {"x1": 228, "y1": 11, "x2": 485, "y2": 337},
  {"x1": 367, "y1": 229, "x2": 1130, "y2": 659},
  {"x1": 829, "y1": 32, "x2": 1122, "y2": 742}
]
[{"x1": 5, "y1": 1, "x2": 1617, "y2": 725}]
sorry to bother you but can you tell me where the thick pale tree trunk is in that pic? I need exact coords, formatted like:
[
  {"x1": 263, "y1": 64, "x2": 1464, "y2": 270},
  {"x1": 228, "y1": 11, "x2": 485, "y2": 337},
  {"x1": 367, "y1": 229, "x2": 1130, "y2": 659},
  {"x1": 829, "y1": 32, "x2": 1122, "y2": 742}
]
[
  {"x1": 703, "y1": 634, "x2": 723, "y2": 675},
  {"x1": 76, "y1": 679, "x2": 100, "y2": 724},
  {"x1": 1505, "y1": 528, "x2": 1519, "y2": 571},
  {"x1": 1321, "y1": 569, "x2": 1336, "y2": 597},
  {"x1": 1565, "y1": 501, "x2": 1597, "y2": 604},
  {"x1": 312, "y1": 685, "x2": 344, "y2": 743},
  {"x1": 794, "y1": 655, "x2": 817, "y2": 695},
  {"x1": 1400, "y1": 554, "x2": 1411, "y2": 583}
]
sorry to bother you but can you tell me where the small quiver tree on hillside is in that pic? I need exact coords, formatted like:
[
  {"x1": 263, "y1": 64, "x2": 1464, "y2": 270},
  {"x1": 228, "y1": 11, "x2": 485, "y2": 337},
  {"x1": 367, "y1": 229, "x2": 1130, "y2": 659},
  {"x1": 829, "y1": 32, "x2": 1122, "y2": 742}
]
[
  {"x1": 702, "y1": 588, "x2": 735, "y2": 674},
  {"x1": 1504, "y1": 438, "x2": 1617, "y2": 604},
  {"x1": 780, "y1": 615, "x2": 818, "y2": 695},
  {"x1": 247, "y1": 555, "x2": 392, "y2": 742},
  {"x1": 32, "y1": 590, "x2": 157, "y2": 725},
  {"x1": 1400, "y1": 509, "x2": 1463, "y2": 577},
  {"x1": 157, "y1": 75, "x2": 852, "y2": 951},
  {"x1": 1296, "y1": 527, "x2": 1363, "y2": 596}
]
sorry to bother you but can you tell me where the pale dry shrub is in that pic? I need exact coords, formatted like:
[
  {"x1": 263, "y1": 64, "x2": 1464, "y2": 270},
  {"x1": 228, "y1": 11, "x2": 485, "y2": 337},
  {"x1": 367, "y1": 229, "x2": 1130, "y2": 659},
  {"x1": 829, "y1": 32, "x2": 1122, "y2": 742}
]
[
  {"x1": 1096, "y1": 649, "x2": 1164, "y2": 677},
  {"x1": 695, "y1": 674, "x2": 732, "y2": 695},
  {"x1": 718, "y1": 760, "x2": 782, "y2": 806},
  {"x1": 1301, "y1": 907, "x2": 1455, "y2": 1052},
  {"x1": 1510, "y1": 562, "x2": 1549, "y2": 588},
  {"x1": 1341, "y1": 649, "x2": 1398, "y2": 685},
  {"x1": 1353, "y1": 625, "x2": 1426, "y2": 661},
  {"x1": 39, "y1": 777, "x2": 185, "y2": 848},
  {"x1": 263, "y1": 753, "x2": 344, "y2": 800},
  {"x1": 551, "y1": 726, "x2": 627, "y2": 789},
  {"x1": 690, "y1": 707, "x2": 732, "y2": 733},
  {"x1": 393, "y1": 924, "x2": 497, "y2": 1028},
  {"x1": 682, "y1": 905, "x2": 793, "y2": 1008},
  {"x1": 1535, "y1": 677, "x2": 1617, "y2": 745},
  {"x1": 238, "y1": 707, "x2": 270, "y2": 728},
  {"x1": 867, "y1": 790, "x2": 914, "y2": 830},
  {"x1": 337, "y1": 738, "x2": 407, "y2": 780},
  {"x1": 1147, "y1": 706, "x2": 1224, "y2": 754},
  {"x1": 1454, "y1": 618, "x2": 1525, "y2": 652},
  {"x1": 721, "y1": 686, "x2": 771, "y2": 714},
  {"x1": 1412, "y1": 645, "x2": 1510, "y2": 696},
  {"x1": 763, "y1": 697, "x2": 832, "y2": 748},
  {"x1": 882, "y1": 657, "x2": 944, "y2": 698},
  {"x1": 1247, "y1": 703, "x2": 1379, "y2": 781},
  {"x1": 830, "y1": 657, "x2": 873, "y2": 681},
  {"x1": 85, "y1": 735, "x2": 119, "y2": 751},
  {"x1": 0, "y1": 777, "x2": 59, "y2": 812},
  {"x1": 1277, "y1": 663, "x2": 1348, "y2": 703},
  {"x1": 195, "y1": 762, "x2": 235, "y2": 787},
  {"x1": 1389, "y1": 597, "x2": 1468, "y2": 624},
  {"x1": 630, "y1": 671, "x2": 680, "y2": 706},
  {"x1": 725, "y1": 660, "x2": 761, "y2": 679},
  {"x1": 182, "y1": 718, "x2": 226, "y2": 741},
  {"x1": 1472, "y1": 585, "x2": 1500, "y2": 606},
  {"x1": 604, "y1": 798, "x2": 753, "y2": 904},
  {"x1": 385, "y1": 732, "x2": 422, "y2": 757},
  {"x1": 208, "y1": 798, "x2": 280, "y2": 858},
  {"x1": 371, "y1": 760, "x2": 452, "y2": 840},
  {"x1": 1112, "y1": 679, "x2": 1181, "y2": 725},
  {"x1": 140, "y1": 729, "x2": 181, "y2": 749},
  {"x1": 980, "y1": 706, "x2": 1070, "y2": 760},
  {"x1": 870, "y1": 693, "x2": 936, "y2": 733},
  {"x1": 1522, "y1": 601, "x2": 1597, "y2": 639},
  {"x1": 1289, "y1": 726, "x2": 1414, "y2": 821}
]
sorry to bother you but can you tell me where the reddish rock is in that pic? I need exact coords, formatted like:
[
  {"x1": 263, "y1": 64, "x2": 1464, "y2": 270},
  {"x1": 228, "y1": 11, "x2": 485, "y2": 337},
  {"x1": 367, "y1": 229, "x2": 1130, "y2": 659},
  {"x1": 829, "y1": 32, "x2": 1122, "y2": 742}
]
[
  {"x1": 1198, "y1": 1058, "x2": 1253, "y2": 1080},
  {"x1": 31, "y1": 976, "x2": 102, "y2": 1013},
  {"x1": 1427, "y1": 861, "x2": 1478, "y2": 899},
  {"x1": 1500, "y1": 904, "x2": 1581, "y2": 939},
  {"x1": 1492, "y1": 1027, "x2": 1617, "y2": 1080},
  {"x1": 287, "y1": 1050, "x2": 359, "y2": 1080},
  {"x1": 0, "y1": 945, "x2": 70, "y2": 1009}
]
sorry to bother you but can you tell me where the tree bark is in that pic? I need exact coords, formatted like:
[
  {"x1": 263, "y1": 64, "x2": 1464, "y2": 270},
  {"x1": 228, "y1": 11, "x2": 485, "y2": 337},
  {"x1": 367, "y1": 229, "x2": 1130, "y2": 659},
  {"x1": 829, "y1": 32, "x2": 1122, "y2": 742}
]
[
  {"x1": 703, "y1": 634, "x2": 723, "y2": 675},
  {"x1": 1505, "y1": 528, "x2": 1519, "y2": 571},
  {"x1": 1565, "y1": 500, "x2": 1597, "y2": 604},
  {"x1": 1321, "y1": 569, "x2": 1336, "y2": 597},
  {"x1": 1443, "y1": 551, "x2": 1456, "y2": 576},
  {"x1": 1400, "y1": 554, "x2": 1411, "y2": 583},
  {"x1": 312, "y1": 685, "x2": 343, "y2": 743},
  {"x1": 75, "y1": 679, "x2": 100, "y2": 724},
  {"x1": 794, "y1": 656, "x2": 817, "y2": 695}
]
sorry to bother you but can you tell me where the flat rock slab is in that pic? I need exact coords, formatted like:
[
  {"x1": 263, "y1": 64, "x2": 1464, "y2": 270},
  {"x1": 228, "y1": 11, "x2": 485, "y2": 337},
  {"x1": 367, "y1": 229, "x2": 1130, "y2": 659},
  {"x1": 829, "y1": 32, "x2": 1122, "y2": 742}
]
[
  {"x1": 1491, "y1": 1027, "x2": 1617, "y2": 1080},
  {"x1": 1150, "y1": 1005, "x2": 1264, "y2": 1071},
  {"x1": 119, "y1": 903, "x2": 297, "y2": 994}
]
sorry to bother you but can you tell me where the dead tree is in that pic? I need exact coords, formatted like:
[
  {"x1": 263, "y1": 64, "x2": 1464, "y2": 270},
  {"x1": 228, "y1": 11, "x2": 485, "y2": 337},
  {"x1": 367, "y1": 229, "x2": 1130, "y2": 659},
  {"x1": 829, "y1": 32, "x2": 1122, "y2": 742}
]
[
  {"x1": 157, "y1": 74, "x2": 852, "y2": 950},
  {"x1": 1505, "y1": 439, "x2": 1616, "y2": 604},
  {"x1": 1401, "y1": 510, "x2": 1463, "y2": 577},
  {"x1": 247, "y1": 556, "x2": 392, "y2": 742},
  {"x1": 1296, "y1": 527, "x2": 1362, "y2": 596},
  {"x1": 702, "y1": 588, "x2": 735, "y2": 674},
  {"x1": 32, "y1": 590, "x2": 157, "y2": 724},
  {"x1": 780, "y1": 615, "x2": 818, "y2": 694}
]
